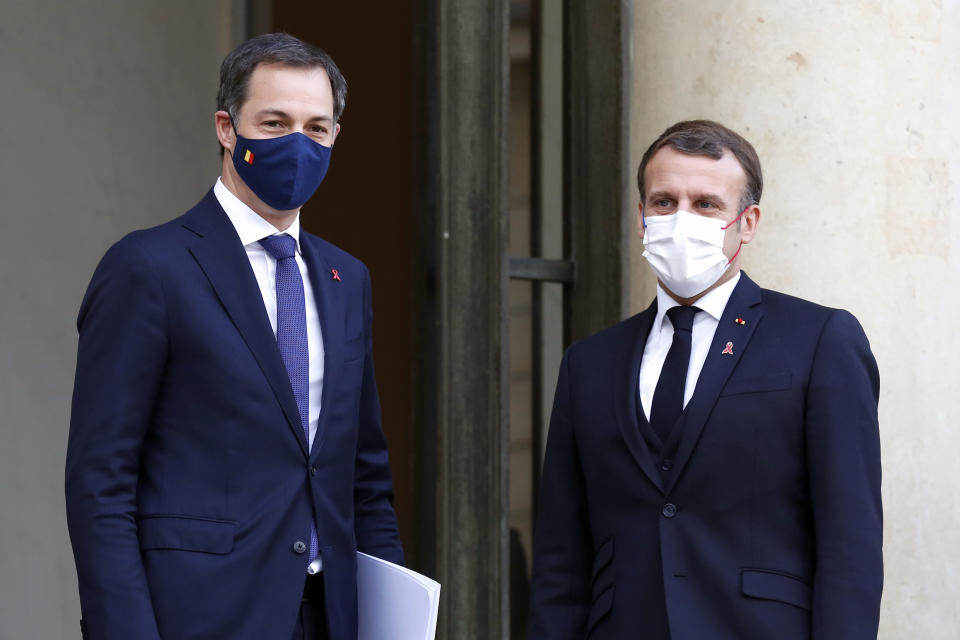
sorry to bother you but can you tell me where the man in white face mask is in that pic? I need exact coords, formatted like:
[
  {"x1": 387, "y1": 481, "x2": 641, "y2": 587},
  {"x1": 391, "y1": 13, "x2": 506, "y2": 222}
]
[
  {"x1": 638, "y1": 142, "x2": 758, "y2": 303},
  {"x1": 530, "y1": 121, "x2": 882, "y2": 640}
]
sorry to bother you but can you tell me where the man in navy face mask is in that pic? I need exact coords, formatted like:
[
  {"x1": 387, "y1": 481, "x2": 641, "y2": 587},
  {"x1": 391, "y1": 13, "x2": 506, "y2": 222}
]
[
  {"x1": 66, "y1": 33, "x2": 403, "y2": 640},
  {"x1": 217, "y1": 49, "x2": 338, "y2": 215}
]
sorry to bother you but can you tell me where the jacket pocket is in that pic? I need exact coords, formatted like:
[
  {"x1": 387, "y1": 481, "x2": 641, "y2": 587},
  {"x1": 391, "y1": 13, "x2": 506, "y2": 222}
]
[
  {"x1": 591, "y1": 536, "x2": 614, "y2": 587},
  {"x1": 138, "y1": 515, "x2": 236, "y2": 555},
  {"x1": 741, "y1": 568, "x2": 811, "y2": 610},
  {"x1": 721, "y1": 371, "x2": 792, "y2": 397},
  {"x1": 586, "y1": 537, "x2": 615, "y2": 636},
  {"x1": 344, "y1": 333, "x2": 365, "y2": 362},
  {"x1": 586, "y1": 585, "x2": 614, "y2": 638}
]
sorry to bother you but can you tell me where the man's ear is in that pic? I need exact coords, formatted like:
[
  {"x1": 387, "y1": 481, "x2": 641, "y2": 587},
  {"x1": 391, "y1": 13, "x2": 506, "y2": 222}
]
[
  {"x1": 739, "y1": 204, "x2": 761, "y2": 244},
  {"x1": 214, "y1": 110, "x2": 235, "y2": 154},
  {"x1": 331, "y1": 122, "x2": 341, "y2": 146}
]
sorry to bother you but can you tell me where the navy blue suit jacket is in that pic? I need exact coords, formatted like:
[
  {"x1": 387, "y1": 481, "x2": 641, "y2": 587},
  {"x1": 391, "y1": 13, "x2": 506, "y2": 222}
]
[
  {"x1": 529, "y1": 274, "x2": 882, "y2": 639},
  {"x1": 65, "y1": 191, "x2": 403, "y2": 640}
]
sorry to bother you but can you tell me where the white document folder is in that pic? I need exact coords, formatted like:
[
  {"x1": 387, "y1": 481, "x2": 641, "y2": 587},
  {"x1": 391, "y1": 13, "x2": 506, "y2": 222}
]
[{"x1": 356, "y1": 551, "x2": 441, "y2": 640}]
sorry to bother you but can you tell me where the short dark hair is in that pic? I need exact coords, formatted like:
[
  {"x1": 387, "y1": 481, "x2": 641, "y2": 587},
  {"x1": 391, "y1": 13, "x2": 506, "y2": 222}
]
[
  {"x1": 636, "y1": 120, "x2": 763, "y2": 212},
  {"x1": 217, "y1": 32, "x2": 347, "y2": 126}
]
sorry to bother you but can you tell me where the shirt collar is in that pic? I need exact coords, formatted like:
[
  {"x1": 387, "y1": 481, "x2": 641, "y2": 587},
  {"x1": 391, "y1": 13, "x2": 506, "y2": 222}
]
[
  {"x1": 213, "y1": 177, "x2": 302, "y2": 254},
  {"x1": 654, "y1": 270, "x2": 742, "y2": 330}
]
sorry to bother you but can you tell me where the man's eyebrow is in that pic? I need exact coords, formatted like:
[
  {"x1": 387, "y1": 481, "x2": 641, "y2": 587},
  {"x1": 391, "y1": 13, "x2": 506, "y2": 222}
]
[
  {"x1": 252, "y1": 109, "x2": 332, "y2": 123},
  {"x1": 646, "y1": 190, "x2": 731, "y2": 209},
  {"x1": 694, "y1": 192, "x2": 729, "y2": 208},
  {"x1": 254, "y1": 109, "x2": 291, "y2": 120},
  {"x1": 646, "y1": 190, "x2": 675, "y2": 203}
]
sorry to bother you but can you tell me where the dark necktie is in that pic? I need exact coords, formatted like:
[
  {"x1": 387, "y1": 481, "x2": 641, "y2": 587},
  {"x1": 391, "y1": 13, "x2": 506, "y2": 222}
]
[
  {"x1": 649, "y1": 305, "x2": 701, "y2": 443},
  {"x1": 259, "y1": 233, "x2": 319, "y2": 565}
]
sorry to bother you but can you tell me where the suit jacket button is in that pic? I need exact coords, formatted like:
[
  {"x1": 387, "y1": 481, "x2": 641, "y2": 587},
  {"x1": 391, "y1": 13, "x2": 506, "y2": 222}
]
[
  {"x1": 660, "y1": 459, "x2": 673, "y2": 472},
  {"x1": 662, "y1": 503, "x2": 677, "y2": 518},
  {"x1": 310, "y1": 465, "x2": 318, "y2": 476},
  {"x1": 293, "y1": 540, "x2": 307, "y2": 554}
]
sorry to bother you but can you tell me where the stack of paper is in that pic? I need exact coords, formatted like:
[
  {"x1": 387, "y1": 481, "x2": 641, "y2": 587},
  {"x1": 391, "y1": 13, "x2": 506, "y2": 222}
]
[{"x1": 357, "y1": 552, "x2": 441, "y2": 640}]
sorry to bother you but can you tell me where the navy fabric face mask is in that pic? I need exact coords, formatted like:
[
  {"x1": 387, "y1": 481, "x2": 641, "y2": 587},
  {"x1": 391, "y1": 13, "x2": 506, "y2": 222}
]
[{"x1": 232, "y1": 132, "x2": 332, "y2": 211}]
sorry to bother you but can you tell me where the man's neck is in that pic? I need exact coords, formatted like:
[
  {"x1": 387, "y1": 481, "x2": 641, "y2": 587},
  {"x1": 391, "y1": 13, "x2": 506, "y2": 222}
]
[{"x1": 661, "y1": 264, "x2": 741, "y2": 306}]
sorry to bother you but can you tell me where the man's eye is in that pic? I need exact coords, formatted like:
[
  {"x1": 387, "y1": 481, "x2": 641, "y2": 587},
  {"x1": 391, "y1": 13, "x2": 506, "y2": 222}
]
[
  {"x1": 263, "y1": 121, "x2": 283, "y2": 128},
  {"x1": 696, "y1": 200, "x2": 715, "y2": 209},
  {"x1": 655, "y1": 199, "x2": 671, "y2": 208}
]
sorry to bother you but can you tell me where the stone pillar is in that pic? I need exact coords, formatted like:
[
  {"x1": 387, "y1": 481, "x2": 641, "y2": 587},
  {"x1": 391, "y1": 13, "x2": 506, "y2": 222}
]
[
  {"x1": 431, "y1": 1, "x2": 511, "y2": 637},
  {"x1": 629, "y1": 2, "x2": 960, "y2": 636}
]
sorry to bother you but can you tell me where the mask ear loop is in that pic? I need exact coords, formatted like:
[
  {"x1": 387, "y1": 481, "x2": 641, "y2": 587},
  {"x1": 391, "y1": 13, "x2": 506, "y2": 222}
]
[
  {"x1": 226, "y1": 113, "x2": 241, "y2": 158},
  {"x1": 721, "y1": 206, "x2": 750, "y2": 264},
  {"x1": 641, "y1": 205, "x2": 647, "y2": 229}
]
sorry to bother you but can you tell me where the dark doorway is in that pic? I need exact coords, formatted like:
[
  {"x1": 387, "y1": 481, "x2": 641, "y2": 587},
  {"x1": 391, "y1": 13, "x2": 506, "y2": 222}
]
[{"x1": 271, "y1": 0, "x2": 423, "y2": 568}]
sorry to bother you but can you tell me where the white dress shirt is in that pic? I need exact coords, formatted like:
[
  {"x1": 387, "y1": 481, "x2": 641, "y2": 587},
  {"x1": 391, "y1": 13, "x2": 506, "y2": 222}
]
[
  {"x1": 213, "y1": 178, "x2": 325, "y2": 573},
  {"x1": 638, "y1": 272, "x2": 741, "y2": 422}
]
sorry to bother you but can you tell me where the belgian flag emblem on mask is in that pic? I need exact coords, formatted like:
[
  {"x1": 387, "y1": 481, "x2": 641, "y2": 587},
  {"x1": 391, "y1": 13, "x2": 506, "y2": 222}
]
[{"x1": 243, "y1": 148, "x2": 254, "y2": 165}]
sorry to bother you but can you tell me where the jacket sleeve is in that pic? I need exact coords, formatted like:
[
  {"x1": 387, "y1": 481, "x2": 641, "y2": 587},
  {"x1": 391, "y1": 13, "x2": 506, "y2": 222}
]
[
  {"x1": 528, "y1": 350, "x2": 592, "y2": 639},
  {"x1": 65, "y1": 235, "x2": 165, "y2": 640},
  {"x1": 352, "y1": 264, "x2": 404, "y2": 565},
  {"x1": 805, "y1": 309, "x2": 883, "y2": 639}
]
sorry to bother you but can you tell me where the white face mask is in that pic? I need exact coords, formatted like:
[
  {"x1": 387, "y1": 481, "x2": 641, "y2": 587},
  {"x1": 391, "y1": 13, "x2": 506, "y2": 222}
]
[{"x1": 641, "y1": 209, "x2": 743, "y2": 299}]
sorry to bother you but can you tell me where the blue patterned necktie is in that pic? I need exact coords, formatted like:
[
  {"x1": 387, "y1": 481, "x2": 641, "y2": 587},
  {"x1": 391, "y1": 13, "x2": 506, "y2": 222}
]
[
  {"x1": 650, "y1": 305, "x2": 701, "y2": 443},
  {"x1": 259, "y1": 233, "x2": 319, "y2": 565}
]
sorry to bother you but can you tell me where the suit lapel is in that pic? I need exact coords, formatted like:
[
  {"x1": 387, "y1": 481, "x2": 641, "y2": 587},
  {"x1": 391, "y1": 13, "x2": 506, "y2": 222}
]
[
  {"x1": 182, "y1": 191, "x2": 308, "y2": 458},
  {"x1": 613, "y1": 301, "x2": 665, "y2": 494},
  {"x1": 663, "y1": 273, "x2": 764, "y2": 495},
  {"x1": 300, "y1": 234, "x2": 344, "y2": 461}
]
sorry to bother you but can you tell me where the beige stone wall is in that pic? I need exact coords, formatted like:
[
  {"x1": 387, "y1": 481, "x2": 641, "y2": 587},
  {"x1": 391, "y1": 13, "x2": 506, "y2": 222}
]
[{"x1": 629, "y1": 1, "x2": 960, "y2": 637}]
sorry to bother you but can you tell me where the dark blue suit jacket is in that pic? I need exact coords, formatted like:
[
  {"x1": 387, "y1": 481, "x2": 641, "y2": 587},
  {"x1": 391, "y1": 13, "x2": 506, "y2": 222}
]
[
  {"x1": 65, "y1": 191, "x2": 403, "y2": 640},
  {"x1": 529, "y1": 274, "x2": 882, "y2": 639}
]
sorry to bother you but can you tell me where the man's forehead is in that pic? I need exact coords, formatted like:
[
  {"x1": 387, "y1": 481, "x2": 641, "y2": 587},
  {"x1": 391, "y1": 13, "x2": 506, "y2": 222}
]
[
  {"x1": 249, "y1": 61, "x2": 332, "y2": 85},
  {"x1": 244, "y1": 63, "x2": 334, "y2": 112},
  {"x1": 645, "y1": 146, "x2": 746, "y2": 193}
]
